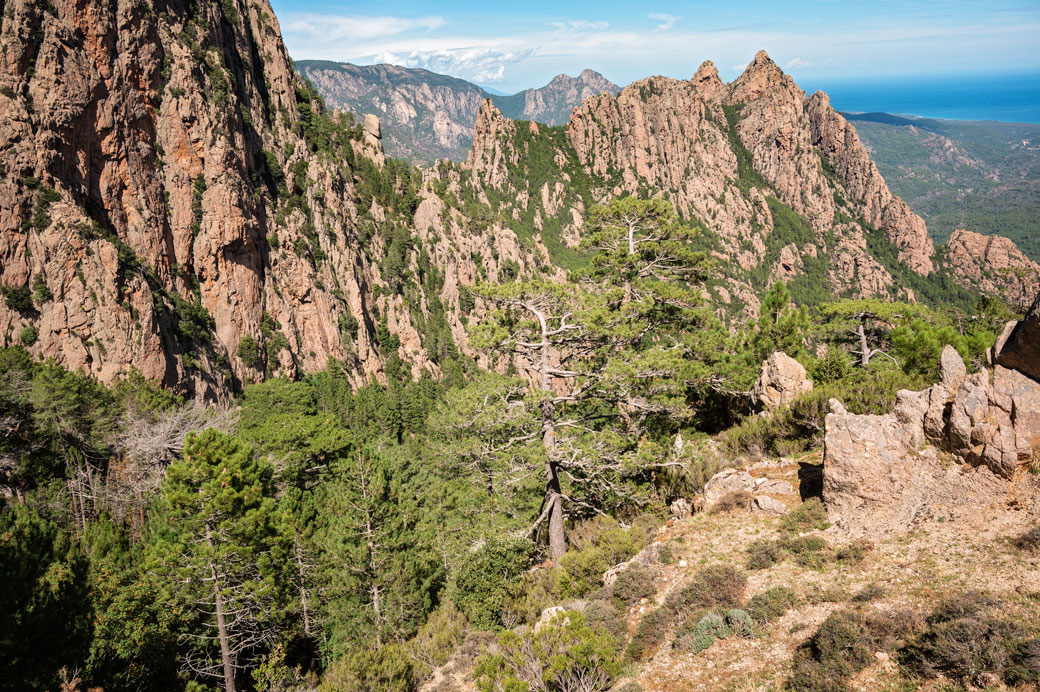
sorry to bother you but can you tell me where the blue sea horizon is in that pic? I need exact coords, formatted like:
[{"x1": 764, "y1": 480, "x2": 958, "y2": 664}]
[{"x1": 803, "y1": 71, "x2": 1040, "y2": 124}]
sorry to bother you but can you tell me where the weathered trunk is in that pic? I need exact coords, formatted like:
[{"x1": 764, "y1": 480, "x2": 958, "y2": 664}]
[
  {"x1": 540, "y1": 328, "x2": 566, "y2": 563},
  {"x1": 858, "y1": 320, "x2": 870, "y2": 366},
  {"x1": 207, "y1": 524, "x2": 236, "y2": 692},
  {"x1": 295, "y1": 544, "x2": 311, "y2": 637}
]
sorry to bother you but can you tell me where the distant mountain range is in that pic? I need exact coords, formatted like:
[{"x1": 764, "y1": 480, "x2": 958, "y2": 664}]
[
  {"x1": 846, "y1": 113, "x2": 1040, "y2": 262},
  {"x1": 294, "y1": 61, "x2": 620, "y2": 163}
]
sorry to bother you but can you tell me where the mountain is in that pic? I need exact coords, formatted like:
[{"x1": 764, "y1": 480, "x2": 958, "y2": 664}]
[
  {"x1": 294, "y1": 61, "x2": 620, "y2": 163},
  {"x1": 0, "y1": 0, "x2": 1034, "y2": 402},
  {"x1": 847, "y1": 112, "x2": 1040, "y2": 263},
  {"x1": 0, "y1": 0, "x2": 546, "y2": 399},
  {"x1": 294, "y1": 61, "x2": 490, "y2": 164}
]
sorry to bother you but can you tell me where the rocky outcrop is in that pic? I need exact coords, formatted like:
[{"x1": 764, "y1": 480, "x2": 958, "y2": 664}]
[
  {"x1": 824, "y1": 345, "x2": 1040, "y2": 535},
  {"x1": 994, "y1": 292, "x2": 1040, "y2": 380},
  {"x1": 703, "y1": 467, "x2": 797, "y2": 510},
  {"x1": 946, "y1": 229, "x2": 1040, "y2": 310},
  {"x1": 751, "y1": 352, "x2": 813, "y2": 410}
]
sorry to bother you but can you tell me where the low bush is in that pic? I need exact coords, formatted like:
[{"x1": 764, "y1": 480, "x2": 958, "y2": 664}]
[
  {"x1": 447, "y1": 537, "x2": 534, "y2": 630},
  {"x1": 713, "y1": 490, "x2": 752, "y2": 513},
  {"x1": 477, "y1": 611, "x2": 623, "y2": 692},
  {"x1": 781, "y1": 498, "x2": 829, "y2": 534},
  {"x1": 724, "y1": 609, "x2": 754, "y2": 637},
  {"x1": 899, "y1": 592, "x2": 1039, "y2": 688},
  {"x1": 625, "y1": 607, "x2": 673, "y2": 662},
  {"x1": 790, "y1": 606, "x2": 927, "y2": 691},
  {"x1": 657, "y1": 537, "x2": 684, "y2": 565},
  {"x1": 612, "y1": 564, "x2": 656, "y2": 605},
  {"x1": 746, "y1": 586, "x2": 797, "y2": 624},
  {"x1": 851, "y1": 584, "x2": 885, "y2": 603},
  {"x1": 584, "y1": 599, "x2": 627, "y2": 646},
  {"x1": 746, "y1": 539, "x2": 785, "y2": 570},
  {"x1": 665, "y1": 564, "x2": 746, "y2": 614},
  {"x1": 834, "y1": 540, "x2": 872, "y2": 565},
  {"x1": 2, "y1": 285, "x2": 33, "y2": 314},
  {"x1": 1013, "y1": 524, "x2": 1040, "y2": 553}
]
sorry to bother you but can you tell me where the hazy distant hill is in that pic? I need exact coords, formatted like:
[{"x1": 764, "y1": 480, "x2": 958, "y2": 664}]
[
  {"x1": 295, "y1": 61, "x2": 619, "y2": 163},
  {"x1": 848, "y1": 112, "x2": 1040, "y2": 261}
]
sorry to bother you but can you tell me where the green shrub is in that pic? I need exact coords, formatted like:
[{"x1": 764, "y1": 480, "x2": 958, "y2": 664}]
[
  {"x1": 788, "y1": 611, "x2": 876, "y2": 692},
  {"x1": 321, "y1": 642, "x2": 415, "y2": 692},
  {"x1": 2, "y1": 285, "x2": 33, "y2": 314},
  {"x1": 625, "y1": 607, "x2": 672, "y2": 662},
  {"x1": 834, "y1": 539, "x2": 872, "y2": 565},
  {"x1": 746, "y1": 539, "x2": 785, "y2": 570},
  {"x1": 558, "y1": 547, "x2": 611, "y2": 598},
  {"x1": 476, "y1": 611, "x2": 623, "y2": 692},
  {"x1": 584, "y1": 599, "x2": 627, "y2": 646},
  {"x1": 657, "y1": 537, "x2": 684, "y2": 565},
  {"x1": 725, "y1": 609, "x2": 755, "y2": 637},
  {"x1": 612, "y1": 564, "x2": 656, "y2": 605},
  {"x1": 447, "y1": 537, "x2": 534, "y2": 630},
  {"x1": 785, "y1": 535, "x2": 831, "y2": 569},
  {"x1": 746, "y1": 586, "x2": 797, "y2": 624},
  {"x1": 237, "y1": 334, "x2": 263, "y2": 369},
  {"x1": 31, "y1": 276, "x2": 52, "y2": 302},
  {"x1": 407, "y1": 608, "x2": 466, "y2": 674},
  {"x1": 18, "y1": 326, "x2": 37, "y2": 346},
  {"x1": 781, "y1": 498, "x2": 829, "y2": 534},
  {"x1": 665, "y1": 564, "x2": 746, "y2": 614},
  {"x1": 899, "y1": 593, "x2": 1038, "y2": 687}
]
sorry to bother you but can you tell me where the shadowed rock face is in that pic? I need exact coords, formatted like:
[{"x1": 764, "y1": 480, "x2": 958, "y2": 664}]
[
  {"x1": 994, "y1": 292, "x2": 1040, "y2": 381},
  {"x1": 0, "y1": 0, "x2": 550, "y2": 397},
  {"x1": 824, "y1": 344, "x2": 1040, "y2": 536}
]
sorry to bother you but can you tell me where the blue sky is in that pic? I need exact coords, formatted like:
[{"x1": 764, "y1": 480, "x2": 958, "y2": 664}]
[{"x1": 270, "y1": 1, "x2": 1040, "y2": 93}]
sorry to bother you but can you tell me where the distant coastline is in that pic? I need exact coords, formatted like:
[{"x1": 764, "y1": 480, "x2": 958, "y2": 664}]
[{"x1": 804, "y1": 71, "x2": 1040, "y2": 124}]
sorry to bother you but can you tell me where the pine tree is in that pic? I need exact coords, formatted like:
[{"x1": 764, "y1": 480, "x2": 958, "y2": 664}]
[{"x1": 146, "y1": 429, "x2": 287, "y2": 692}]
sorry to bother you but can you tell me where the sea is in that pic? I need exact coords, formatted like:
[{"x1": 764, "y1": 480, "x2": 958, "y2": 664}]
[{"x1": 803, "y1": 71, "x2": 1040, "y2": 124}]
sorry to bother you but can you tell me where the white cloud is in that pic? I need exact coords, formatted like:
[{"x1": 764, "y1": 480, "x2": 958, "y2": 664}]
[
  {"x1": 649, "y1": 13, "x2": 681, "y2": 31},
  {"x1": 283, "y1": 14, "x2": 444, "y2": 42},
  {"x1": 550, "y1": 20, "x2": 609, "y2": 31},
  {"x1": 373, "y1": 47, "x2": 535, "y2": 84},
  {"x1": 786, "y1": 57, "x2": 811, "y2": 68}
]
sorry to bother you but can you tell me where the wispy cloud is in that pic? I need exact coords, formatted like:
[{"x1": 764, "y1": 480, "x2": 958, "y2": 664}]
[
  {"x1": 283, "y1": 14, "x2": 445, "y2": 41},
  {"x1": 648, "y1": 13, "x2": 680, "y2": 31},
  {"x1": 550, "y1": 20, "x2": 609, "y2": 31},
  {"x1": 373, "y1": 47, "x2": 535, "y2": 84},
  {"x1": 787, "y1": 57, "x2": 810, "y2": 68}
]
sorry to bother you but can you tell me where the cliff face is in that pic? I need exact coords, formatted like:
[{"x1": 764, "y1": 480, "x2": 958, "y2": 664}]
[
  {"x1": 297, "y1": 62, "x2": 619, "y2": 164},
  {"x1": 461, "y1": 52, "x2": 1030, "y2": 314},
  {"x1": 0, "y1": 0, "x2": 544, "y2": 398},
  {"x1": 946, "y1": 229, "x2": 1040, "y2": 309},
  {"x1": 295, "y1": 61, "x2": 488, "y2": 165},
  {"x1": 493, "y1": 69, "x2": 620, "y2": 125}
]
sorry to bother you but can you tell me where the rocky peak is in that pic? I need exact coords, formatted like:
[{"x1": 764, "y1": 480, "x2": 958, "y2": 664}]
[
  {"x1": 728, "y1": 50, "x2": 798, "y2": 104},
  {"x1": 691, "y1": 60, "x2": 724, "y2": 101}
]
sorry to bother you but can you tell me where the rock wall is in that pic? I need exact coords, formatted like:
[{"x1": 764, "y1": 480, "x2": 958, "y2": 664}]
[
  {"x1": 824, "y1": 337, "x2": 1040, "y2": 535},
  {"x1": 0, "y1": 0, "x2": 545, "y2": 398}
]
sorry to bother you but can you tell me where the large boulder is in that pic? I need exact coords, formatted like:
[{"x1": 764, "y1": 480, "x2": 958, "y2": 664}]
[
  {"x1": 752, "y1": 351, "x2": 813, "y2": 410},
  {"x1": 823, "y1": 338, "x2": 1040, "y2": 535},
  {"x1": 994, "y1": 292, "x2": 1040, "y2": 381},
  {"x1": 822, "y1": 400, "x2": 1021, "y2": 536}
]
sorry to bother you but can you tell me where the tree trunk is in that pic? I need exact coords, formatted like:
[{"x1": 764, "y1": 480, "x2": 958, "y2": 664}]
[
  {"x1": 295, "y1": 543, "x2": 311, "y2": 637},
  {"x1": 207, "y1": 524, "x2": 236, "y2": 692},
  {"x1": 858, "y1": 320, "x2": 870, "y2": 367},
  {"x1": 539, "y1": 315, "x2": 566, "y2": 563}
]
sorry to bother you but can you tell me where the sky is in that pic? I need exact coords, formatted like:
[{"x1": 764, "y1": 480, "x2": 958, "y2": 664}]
[{"x1": 269, "y1": 1, "x2": 1040, "y2": 94}]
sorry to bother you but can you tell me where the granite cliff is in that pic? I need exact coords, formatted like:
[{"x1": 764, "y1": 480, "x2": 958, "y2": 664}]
[{"x1": 295, "y1": 61, "x2": 619, "y2": 163}]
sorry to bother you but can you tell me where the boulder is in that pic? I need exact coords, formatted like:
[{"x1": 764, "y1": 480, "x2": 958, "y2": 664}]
[
  {"x1": 994, "y1": 292, "x2": 1040, "y2": 381},
  {"x1": 363, "y1": 113, "x2": 382, "y2": 139},
  {"x1": 752, "y1": 351, "x2": 813, "y2": 410},
  {"x1": 669, "y1": 498, "x2": 692, "y2": 520},
  {"x1": 752, "y1": 495, "x2": 788, "y2": 515},
  {"x1": 939, "y1": 345, "x2": 967, "y2": 390},
  {"x1": 703, "y1": 468, "x2": 797, "y2": 509}
]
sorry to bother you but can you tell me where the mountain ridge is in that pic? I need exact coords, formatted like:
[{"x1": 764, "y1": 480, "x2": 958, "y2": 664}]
[{"x1": 294, "y1": 60, "x2": 620, "y2": 163}]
